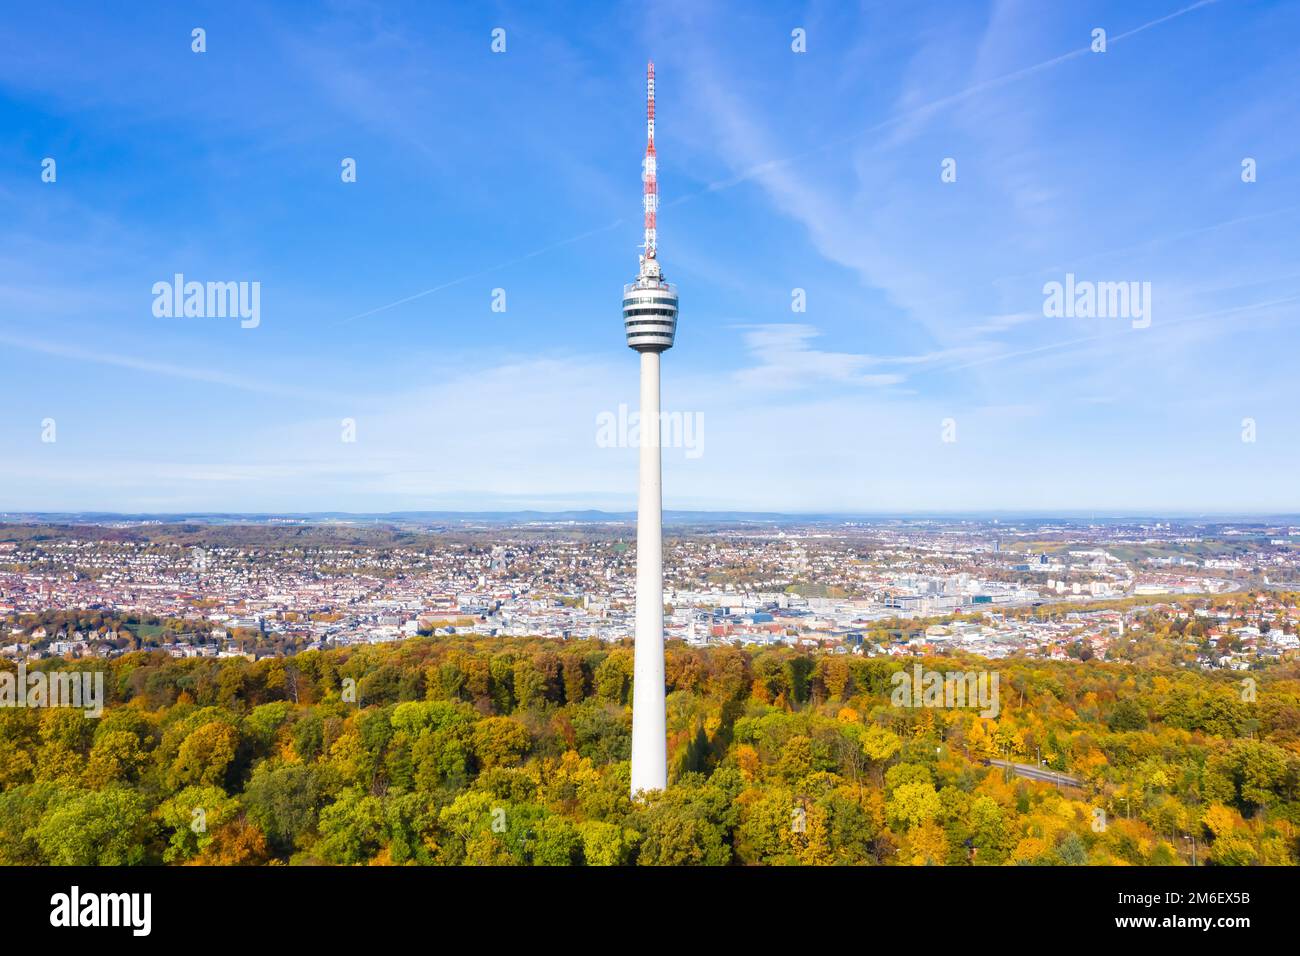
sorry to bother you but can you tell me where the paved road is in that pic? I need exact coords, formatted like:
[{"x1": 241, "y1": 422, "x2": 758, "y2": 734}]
[{"x1": 985, "y1": 758, "x2": 1084, "y2": 788}]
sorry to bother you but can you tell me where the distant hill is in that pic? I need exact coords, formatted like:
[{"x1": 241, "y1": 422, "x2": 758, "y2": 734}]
[{"x1": 1, "y1": 510, "x2": 1298, "y2": 529}]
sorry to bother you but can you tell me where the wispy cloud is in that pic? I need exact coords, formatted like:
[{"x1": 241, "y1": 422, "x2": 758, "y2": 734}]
[
  {"x1": 733, "y1": 324, "x2": 910, "y2": 389},
  {"x1": 0, "y1": 330, "x2": 344, "y2": 402}
]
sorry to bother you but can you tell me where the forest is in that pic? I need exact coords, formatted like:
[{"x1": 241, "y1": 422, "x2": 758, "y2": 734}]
[{"x1": 1, "y1": 636, "x2": 1297, "y2": 866}]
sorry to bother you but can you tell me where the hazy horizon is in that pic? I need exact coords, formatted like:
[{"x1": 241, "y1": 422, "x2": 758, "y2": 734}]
[{"x1": 4, "y1": 506, "x2": 1300, "y2": 523}]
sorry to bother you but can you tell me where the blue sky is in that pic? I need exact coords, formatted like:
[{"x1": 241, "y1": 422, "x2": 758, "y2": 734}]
[{"x1": 1, "y1": 0, "x2": 1297, "y2": 513}]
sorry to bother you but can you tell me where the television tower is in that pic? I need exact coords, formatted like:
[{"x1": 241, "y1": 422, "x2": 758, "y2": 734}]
[{"x1": 625, "y1": 60, "x2": 677, "y2": 796}]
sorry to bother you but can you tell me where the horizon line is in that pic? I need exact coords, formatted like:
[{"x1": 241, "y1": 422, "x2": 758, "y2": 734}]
[{"x1": 3, "y1": 508, "x2": 1300, "y2": 522}]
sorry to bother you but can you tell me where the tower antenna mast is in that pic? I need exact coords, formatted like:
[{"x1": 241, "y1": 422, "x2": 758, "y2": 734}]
[{"x1": 642, "y1": 61, "x2": 658, "y2": 264}]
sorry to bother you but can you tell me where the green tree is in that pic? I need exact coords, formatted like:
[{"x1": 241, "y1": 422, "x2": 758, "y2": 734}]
[
  {"x1": 317, "y1": 789, "x2": 385, "y2": 864},
  {"x1": 577, "y1": 819, "x2": 638, "y2": 866},
  {"x1": 471, "y1": 716, "x2": 530, "y2": 770},
  {"x1": 83, "y1": 730, "x2": 148, "y2": 788},
  {"x1": 169, "y1": 720, "x2": 239, "y2": 788},
  {"x1": 243, "y1": 762, "x2": 320, "y2": 854},
  {"x1": 887, "y1": 780, "x2": 941, "y2": 831},
  {"x1": 35, "y1": 787, "x2": 153, "y2": 865},
  {"x1": 157, "y1": 785, "x2": 240, "y2": 862}
]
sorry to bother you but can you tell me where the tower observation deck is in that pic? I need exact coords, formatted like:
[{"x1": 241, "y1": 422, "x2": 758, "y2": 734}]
[{"x1": 623, "y1": 274, "x2": 678, "y2": 352}]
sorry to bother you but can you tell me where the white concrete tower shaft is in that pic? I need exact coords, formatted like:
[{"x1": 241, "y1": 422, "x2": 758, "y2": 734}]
[{"x1": 630, "y1": 349, "x2": 666, "y2": 794}]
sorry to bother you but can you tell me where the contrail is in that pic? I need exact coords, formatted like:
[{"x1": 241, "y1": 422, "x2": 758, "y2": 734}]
[
  {"x1": 336, "y1": 0, "x2": 1221, "y2": 326},
  {"x1": 333, "y1": 218, "x2": 625, "y2": 327},
  {"x1": 675, "y1": 0, "x2": 1223, "y2": 201},
  {"x1": 987, "y1": 204, "x2": 1300, "y2": 286},
  {"x1": 937, "y1": 292, "x2": 1300, "y2": 375},
  {"x1": 0, "y1": 329, "x2": 343, "y2": 401}
]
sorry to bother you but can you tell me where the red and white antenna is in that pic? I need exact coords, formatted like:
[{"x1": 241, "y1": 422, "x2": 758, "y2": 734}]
[{"x1": 642, "y1": 60, "x2": 658, "y2": 261}]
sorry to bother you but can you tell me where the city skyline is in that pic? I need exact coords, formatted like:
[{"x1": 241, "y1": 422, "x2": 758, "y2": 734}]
[{"x1": 3, "y1": 0, "x2": 1299, "y2": 514}]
